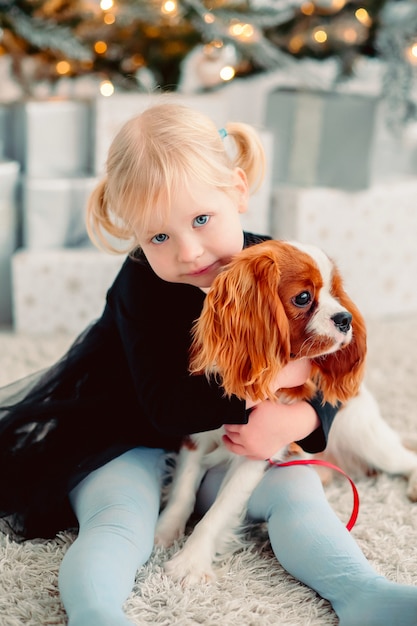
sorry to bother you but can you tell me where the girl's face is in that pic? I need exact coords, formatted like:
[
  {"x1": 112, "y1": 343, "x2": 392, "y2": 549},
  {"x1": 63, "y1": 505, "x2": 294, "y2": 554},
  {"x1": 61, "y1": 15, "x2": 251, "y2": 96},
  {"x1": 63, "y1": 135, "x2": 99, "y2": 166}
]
[{"x1": 138, "y1": 169, "x2": 249, "y2": 289}]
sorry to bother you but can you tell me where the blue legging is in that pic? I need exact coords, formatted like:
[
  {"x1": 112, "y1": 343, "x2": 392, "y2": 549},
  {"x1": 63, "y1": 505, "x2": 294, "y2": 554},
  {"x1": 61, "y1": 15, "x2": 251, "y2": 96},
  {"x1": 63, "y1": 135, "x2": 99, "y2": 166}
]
[{"x1": 59, "y1": 447, "x2": 417, "y2": 626}]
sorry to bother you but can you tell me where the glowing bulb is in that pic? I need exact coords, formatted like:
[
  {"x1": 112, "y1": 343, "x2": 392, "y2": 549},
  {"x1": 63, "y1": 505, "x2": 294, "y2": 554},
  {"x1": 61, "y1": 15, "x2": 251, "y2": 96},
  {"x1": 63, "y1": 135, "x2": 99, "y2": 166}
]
[
  {"x1": 406, "y1": 42, "x2": 417, "y2": 65},
  {"x1": 94, "y1": 41, "x2": 108, "y2": 54},
  {"x1": 300, "y1": 2, "x2": 314, "y2": 16},
  {"x1": 56, "y1": 60, "x2": 71, "y2": 75},
  {"x1": 355, "y1": 8, "x2": 372, "y2": 27},
  {"x1": 100, "y1": 80, "x2": 114, "y2": 96},
  {"x1": 241, "y1": 24, "x2": 254, "y2": 39},
  {"x1": 220, "y1": 66, "x2": 235, "y2": 82},
  {"x1": 161, "y1": 0, "x2": 177, "y2": 15},
  {"x1": 229, "y1": 22, "x2": 243, "y2": 37},
  {"x1": 100, "y1": 0, "x2": 113, "y2": 10},
  {"x1": 313, "y1": 29, "x2": 328, "y2": 44},
  {"x1": 229, "y1": 21, "x2": 256, "y2": 42},
  {"x1": 104, "y1": 13, "x2": 115, "y2": 24},
  {"x1": 343, "y1": 27, "x2": 359, "y2": 44},
  {"x1": 288, "y1": 35, "x2": 304, "y2": 54},
  {"x1": 204, "y1": 12, "x2": 214, "y2": 24}
]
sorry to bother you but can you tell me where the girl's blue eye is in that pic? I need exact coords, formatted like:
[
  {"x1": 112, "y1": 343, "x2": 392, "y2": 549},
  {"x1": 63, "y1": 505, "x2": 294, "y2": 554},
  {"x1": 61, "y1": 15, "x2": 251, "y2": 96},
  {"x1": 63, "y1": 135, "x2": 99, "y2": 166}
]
[
  {"x1": 193, "y1": 215, "x2": 209, "y2": 227},
  {"x1": 151, "y1": 233, "x2": 168, "y2": 244}
]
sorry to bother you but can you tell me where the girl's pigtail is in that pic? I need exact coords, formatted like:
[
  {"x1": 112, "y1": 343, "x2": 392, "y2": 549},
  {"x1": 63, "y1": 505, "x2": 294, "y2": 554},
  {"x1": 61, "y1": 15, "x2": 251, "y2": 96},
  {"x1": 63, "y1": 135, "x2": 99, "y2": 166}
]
[
  {"x1": 225, "y1": 123, "x2": 266, "y2": 194},
  {"x1": 86, "y1": 179, "x2": 132, "y2": 254}
]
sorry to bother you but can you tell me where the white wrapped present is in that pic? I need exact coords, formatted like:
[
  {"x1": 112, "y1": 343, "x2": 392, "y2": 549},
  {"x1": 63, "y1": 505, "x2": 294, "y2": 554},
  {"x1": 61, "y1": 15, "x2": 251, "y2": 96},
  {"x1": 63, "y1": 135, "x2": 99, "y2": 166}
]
[
  {"x1": 11, "y1": 99, "x2": 92, "y2": 178},
  {"x1": 270, "y1": 178, "x2": 417, "y2": 318},
  {"x1": 22, "y1": 176, "x2": 98, "y2": 248},
  {"x1": 12, "y1": 248, "x2": 124, "y2": 335},
  {"x1": 0, "y1": 160, "x2": 20, "y2": 325}
]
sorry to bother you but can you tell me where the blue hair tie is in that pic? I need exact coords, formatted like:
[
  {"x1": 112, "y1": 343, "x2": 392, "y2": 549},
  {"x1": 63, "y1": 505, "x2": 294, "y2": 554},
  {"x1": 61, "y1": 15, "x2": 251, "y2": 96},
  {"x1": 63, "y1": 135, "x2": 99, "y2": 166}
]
[{"x1": 218, "y1": 128, "x2": 228, "y2": 139}]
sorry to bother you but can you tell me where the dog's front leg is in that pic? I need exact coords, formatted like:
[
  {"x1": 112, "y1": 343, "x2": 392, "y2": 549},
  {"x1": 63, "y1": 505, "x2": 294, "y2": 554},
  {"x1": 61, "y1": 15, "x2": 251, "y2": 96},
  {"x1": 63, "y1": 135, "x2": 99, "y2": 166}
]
[
  {"x1": 164, "y1": 457, "x2": 267, "y2": 585},
  {"x1": 155, "y1": 433, "x2": 218, "y2": 547}
]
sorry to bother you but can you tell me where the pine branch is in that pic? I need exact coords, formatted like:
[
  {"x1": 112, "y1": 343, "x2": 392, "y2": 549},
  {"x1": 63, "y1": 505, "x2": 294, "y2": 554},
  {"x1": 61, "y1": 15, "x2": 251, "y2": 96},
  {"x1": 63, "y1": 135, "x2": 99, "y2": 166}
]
[{"x1": 5, "y1": 5, "x2": 93, "y2": 61}]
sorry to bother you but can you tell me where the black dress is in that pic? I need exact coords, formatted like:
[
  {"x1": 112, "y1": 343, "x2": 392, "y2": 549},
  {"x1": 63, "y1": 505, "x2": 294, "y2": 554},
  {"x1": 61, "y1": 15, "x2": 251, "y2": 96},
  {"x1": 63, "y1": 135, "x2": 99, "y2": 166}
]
[{"x1": 0, "y1": 232, "x2": 338, "y2": 539}]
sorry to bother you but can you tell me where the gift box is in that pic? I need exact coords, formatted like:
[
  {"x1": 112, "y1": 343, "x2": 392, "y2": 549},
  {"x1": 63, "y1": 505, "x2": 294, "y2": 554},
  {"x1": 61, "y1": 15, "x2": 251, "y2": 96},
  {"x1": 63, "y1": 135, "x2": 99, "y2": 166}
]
[
  {"x1": 241, "y1": 130, "x2": 274, "y2": 235},
  {"x1": 370, "y1": 101, "x2": 417, "y2": 184},
  {"x1": 265, "y1": 89, "x2": 378, "y2": 191},
  {"x1": 22, "y1": 176, "x2": 98, "y2": 248},
  {"x1": 270, "y1": 178, "x2": 417, "y2": 318},
  {"x1": 0, "y1": 103, "x2": 13, "y2": 161},
  {"x1": 12, "y1": 248, "x2": 124, "y2": 335},
  {"x1": 93, "y1": 91, "x2": 232, "y2": 175},
  {"x1": 0, "y1": 160, "x2": 20, "y2": 325},
  {"x1": 11, "y1": 99, "x2": 92, "y2": 177}
]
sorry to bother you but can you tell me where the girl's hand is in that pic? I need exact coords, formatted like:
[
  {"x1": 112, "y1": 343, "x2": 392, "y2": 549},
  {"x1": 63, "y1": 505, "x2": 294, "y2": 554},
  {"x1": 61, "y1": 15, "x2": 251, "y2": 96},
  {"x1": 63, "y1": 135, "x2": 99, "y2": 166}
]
[{"x1": 223, "y1": 399, "x2": 320, "y2": 460}]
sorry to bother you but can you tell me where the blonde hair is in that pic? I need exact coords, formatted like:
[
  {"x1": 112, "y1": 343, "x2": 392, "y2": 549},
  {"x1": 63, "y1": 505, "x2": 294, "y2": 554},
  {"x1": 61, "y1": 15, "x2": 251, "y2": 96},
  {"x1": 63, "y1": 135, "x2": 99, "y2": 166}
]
[{"x1": 86, "y1": 100, "x2": 266, "y2": 254}]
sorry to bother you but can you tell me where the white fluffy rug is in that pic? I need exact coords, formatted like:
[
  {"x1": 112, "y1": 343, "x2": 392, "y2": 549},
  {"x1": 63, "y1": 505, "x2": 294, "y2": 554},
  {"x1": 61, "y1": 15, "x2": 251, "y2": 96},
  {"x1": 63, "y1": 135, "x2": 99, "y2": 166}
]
[{"x1": 1, "y1": 315, "x2": 417, "y2": 626}]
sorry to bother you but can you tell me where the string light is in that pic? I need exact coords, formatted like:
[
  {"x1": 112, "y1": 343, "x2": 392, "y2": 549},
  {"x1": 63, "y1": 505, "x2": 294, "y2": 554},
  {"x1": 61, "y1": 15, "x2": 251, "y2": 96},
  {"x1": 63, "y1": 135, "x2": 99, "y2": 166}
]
[
  {"x1": 103, "y1": 13, "x2": 115, "y2": 24},
  {"x1": 56, "y1": 60, "x2": 71, "y2": 75},
  {"x1": 355, "y1": 8, "x2": 372, "y2": 27},
  {"x1": 343, "y1": 27, "x2": 359, "y2": 44},
  {"x1": 161, "y1": 1, "x2": 177, "y2": 16},
  {"x1": 229, "y1": 21, "x2": 256, "y2": 42},
  {"x1": 100, "y1": 0, "x2": 113, "y2": 10},
  {"x1": 220, "y1": 66, "x2": 235, "y2": 81},
  {"x1": 288, "y1": 35, "x2": 304, "y2": 54},
  {"x1": 204, "y1": 12, "x2": 215, "y2": 24},
  {"x1": 331, "y1": 0, "x2": 346, "y2": 11},
  {"x1": 100, "y1": 80, "x2": 114, "y2": 96},
  {"x1": 406, "y1": 42, "x2": 417, "y2": 65},
  {"x1": 300, "y1": 2, "x2": 315, "y2": 16},
  {"x1": 313, "y1": 28, "x2": 328, "y2": 44},
  {"x1": 94, "y1": 41, "x2": 108, "y2": 54}
]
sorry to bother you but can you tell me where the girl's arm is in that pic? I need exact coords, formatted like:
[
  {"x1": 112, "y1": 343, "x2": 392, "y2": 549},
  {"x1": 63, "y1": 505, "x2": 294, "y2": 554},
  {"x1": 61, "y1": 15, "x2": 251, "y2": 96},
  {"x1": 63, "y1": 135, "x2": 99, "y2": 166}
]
[
  {"x1": 223, "y1": 400, "x2": 321, "y2": 460},
  {"x1": 224, "y1": 358, "x2": 339, "y2": 459}
]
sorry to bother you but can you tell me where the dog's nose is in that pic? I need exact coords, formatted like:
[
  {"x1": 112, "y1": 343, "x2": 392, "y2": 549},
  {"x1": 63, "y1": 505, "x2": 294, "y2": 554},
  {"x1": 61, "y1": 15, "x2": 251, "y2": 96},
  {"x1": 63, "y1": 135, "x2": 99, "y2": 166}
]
[{"x1": 331, "y1": 311, "x2": 352, "y2": 334}]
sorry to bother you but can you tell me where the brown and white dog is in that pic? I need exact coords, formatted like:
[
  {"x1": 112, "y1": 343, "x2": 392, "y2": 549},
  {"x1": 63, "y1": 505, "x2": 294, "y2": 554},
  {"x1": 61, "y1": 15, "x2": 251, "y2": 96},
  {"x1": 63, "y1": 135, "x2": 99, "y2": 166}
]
[{"x1": 155, "y1": 240, "x2": 417, "y2": 585}]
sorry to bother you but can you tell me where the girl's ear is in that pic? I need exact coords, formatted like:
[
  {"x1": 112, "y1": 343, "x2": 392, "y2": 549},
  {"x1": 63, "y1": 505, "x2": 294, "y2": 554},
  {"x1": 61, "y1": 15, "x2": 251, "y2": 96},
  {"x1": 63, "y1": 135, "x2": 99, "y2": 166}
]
[
  {"x1": 233, "y1": 167, "x2": 249, "y2": 215},
  {"x1": 190, "y1": 245, "x2": 292, "y2": 402},
  {"x1": 311, "y1": 270, "x2": 367, "y2": 406}
]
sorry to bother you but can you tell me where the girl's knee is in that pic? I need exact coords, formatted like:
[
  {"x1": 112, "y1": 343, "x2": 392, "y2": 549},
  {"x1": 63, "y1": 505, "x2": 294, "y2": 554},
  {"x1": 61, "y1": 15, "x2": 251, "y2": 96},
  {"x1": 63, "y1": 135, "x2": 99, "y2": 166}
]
[{"x1": 248, "y1": 465, "x2": 324, "y2": 521}]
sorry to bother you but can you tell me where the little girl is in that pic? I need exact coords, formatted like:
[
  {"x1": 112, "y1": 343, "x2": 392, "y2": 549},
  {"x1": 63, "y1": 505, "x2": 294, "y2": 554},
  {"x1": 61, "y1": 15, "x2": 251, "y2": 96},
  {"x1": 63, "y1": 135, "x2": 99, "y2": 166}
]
[{"x1": 0, "y1": 101, "x2": 416, "y2": 626}]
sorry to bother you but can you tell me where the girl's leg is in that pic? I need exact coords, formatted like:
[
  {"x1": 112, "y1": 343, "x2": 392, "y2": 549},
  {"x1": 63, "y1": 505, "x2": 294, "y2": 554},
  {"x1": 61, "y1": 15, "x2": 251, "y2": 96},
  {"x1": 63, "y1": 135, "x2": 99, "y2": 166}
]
[
  {"x1": 58, "y1": 447, "x2": 165, "y2": 626},
  {"x1": 197, "y1": 464, "x2": 417, "y2": 626}
]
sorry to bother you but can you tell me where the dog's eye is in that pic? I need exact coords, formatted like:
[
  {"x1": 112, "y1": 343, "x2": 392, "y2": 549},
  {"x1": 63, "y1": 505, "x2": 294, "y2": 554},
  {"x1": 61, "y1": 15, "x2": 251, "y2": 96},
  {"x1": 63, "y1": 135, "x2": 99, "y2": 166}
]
[{"x1": 292, "y1": 291, "x2": 312, "y2": 308}]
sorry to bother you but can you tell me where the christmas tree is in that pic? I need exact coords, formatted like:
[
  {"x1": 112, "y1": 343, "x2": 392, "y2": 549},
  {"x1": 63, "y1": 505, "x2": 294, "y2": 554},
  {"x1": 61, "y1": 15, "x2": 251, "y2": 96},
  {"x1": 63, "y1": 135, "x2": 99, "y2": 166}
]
[{"x1": 0, "y1": 0, "x2": 417, "y2": 122}]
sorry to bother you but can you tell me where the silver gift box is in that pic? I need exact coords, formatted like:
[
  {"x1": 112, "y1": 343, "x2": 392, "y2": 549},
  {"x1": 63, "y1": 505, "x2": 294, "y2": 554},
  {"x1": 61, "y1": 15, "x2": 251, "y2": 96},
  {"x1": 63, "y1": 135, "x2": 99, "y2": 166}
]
[
  {"x1": 22, "y1": 176, "x2": 98, "y2": 249},
  {"x1": 265, "y1": 89, "x2": 378, "y2": 191}
]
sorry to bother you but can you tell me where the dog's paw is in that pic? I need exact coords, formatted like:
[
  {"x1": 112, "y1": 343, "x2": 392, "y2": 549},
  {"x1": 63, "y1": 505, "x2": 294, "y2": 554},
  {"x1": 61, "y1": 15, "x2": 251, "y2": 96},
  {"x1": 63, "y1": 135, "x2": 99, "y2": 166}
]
[
  {"x1": 154, "y1": 521, "x2": 185, "y2": 548},
  {"x1": 406, "y1": 467, "x2": 417, "y2": 502},
  {"x1": 163, "y1": 549, "x2": 216, "y2": 586},
  {"x1": 154, "y1": 528, "x2": 184, "y2": 548}
]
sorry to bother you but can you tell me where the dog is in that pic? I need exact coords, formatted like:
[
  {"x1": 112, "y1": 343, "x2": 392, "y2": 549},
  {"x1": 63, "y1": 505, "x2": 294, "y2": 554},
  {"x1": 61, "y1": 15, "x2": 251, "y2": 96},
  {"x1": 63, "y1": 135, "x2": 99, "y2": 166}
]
[{"x1": 155, "y1": 240, "x2": 417, "y2": 585}]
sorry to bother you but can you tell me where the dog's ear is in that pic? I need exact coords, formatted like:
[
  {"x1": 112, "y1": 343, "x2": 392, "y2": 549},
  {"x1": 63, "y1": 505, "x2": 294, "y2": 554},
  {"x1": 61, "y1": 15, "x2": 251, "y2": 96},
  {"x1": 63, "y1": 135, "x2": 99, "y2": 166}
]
[
  {"x1": 311, "y1": 268, "x2": 367, "y2": 406},
  {"x1": 190, "y1": 246, "x2": 292, "y2": 402}
]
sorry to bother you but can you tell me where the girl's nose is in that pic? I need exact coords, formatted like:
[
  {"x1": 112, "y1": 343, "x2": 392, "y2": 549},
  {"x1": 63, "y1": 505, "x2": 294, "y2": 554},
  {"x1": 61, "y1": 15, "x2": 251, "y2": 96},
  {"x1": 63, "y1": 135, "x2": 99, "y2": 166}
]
[{"x1": 176, "y1": 237, "x2": 204, "y2": 263}]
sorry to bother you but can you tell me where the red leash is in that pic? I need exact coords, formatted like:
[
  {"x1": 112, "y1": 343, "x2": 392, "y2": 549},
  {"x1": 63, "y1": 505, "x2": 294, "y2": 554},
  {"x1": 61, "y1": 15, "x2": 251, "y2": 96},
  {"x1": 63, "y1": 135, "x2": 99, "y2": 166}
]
[{"x1": 268, "y1": 458, "x2": 360, "y2": 531}]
